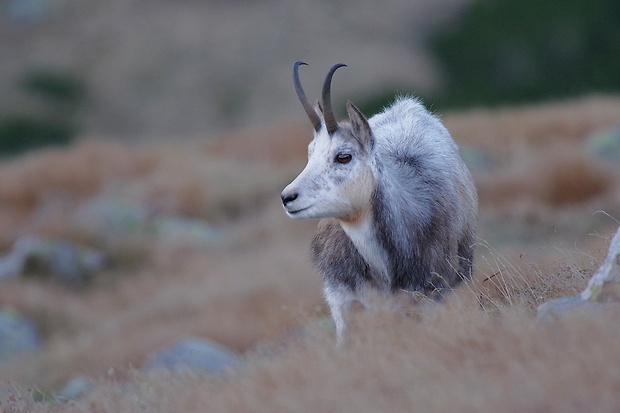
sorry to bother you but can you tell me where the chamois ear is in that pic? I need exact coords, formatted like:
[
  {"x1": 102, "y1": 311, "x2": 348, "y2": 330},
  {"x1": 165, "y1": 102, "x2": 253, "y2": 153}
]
[{"x1": 346, "y1": 101, "x2": 373, "y2": 150}]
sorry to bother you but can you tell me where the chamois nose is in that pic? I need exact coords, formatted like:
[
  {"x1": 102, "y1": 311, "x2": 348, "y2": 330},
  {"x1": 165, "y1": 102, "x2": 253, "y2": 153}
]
[{"x1": 281, "y1": 192, "x2": 298, "y2": 206}]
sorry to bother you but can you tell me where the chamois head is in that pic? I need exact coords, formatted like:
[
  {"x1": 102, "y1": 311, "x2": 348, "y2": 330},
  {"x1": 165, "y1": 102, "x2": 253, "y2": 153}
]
[{"x1": 281, "y1": 62, "x2": 376, "y2": 222}]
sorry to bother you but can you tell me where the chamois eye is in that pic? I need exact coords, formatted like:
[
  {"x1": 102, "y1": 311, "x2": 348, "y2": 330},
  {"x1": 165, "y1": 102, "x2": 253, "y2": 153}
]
[{"x1": 335, "y1": 153, "x2": 352, "y2": 164}]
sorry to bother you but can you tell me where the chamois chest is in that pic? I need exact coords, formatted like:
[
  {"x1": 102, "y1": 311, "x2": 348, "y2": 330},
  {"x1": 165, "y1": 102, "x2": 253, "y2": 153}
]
[{"x1": 311, "y1": 218, "x2": 390, "y2": 292}]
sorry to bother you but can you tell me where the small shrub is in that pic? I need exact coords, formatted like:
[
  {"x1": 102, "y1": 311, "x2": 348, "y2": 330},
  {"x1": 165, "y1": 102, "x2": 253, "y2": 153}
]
[
  {"x1": 541, "y1": 150, "x2": 614, "y2": 206},
  {"x1": 0, "y1": 115, "x2": 75, "y2": 156},
  {"x1": 0, "y1": 68, "x2": 85, "y2": 156},
  {"x1": 21, "y1": 69, "x2": 86, "y2": 106}
]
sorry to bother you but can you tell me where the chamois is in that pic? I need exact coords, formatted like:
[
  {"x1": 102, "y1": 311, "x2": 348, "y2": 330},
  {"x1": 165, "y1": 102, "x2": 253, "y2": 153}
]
[{"x1": 281, "y1": 62, "x2": 478, "y2": 340}]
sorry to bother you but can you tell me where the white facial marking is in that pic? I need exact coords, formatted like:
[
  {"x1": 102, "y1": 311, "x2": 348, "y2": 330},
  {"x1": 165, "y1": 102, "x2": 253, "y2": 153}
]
[{"x1": 281, "y1": 126, "x2": 375, "y2": 221}]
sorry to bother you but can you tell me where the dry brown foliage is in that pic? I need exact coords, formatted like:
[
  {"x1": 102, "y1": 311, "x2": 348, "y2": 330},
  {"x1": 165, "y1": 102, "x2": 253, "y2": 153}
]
[
  {"x1": 13, "y1": 307, "x2": 620, "y2": 413},
  {"x1": 0, "y1": 96, "x2": 619, "y2": 412}
]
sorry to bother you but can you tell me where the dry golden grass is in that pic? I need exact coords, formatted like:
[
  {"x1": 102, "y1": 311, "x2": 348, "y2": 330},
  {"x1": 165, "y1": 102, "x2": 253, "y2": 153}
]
[
  {"x1": 444, "y1": 95, "x2": 620, "y2": 152},
  {"x1": 0, "y1": 96, "x2": 619, "y2": 412},
  {"x1": 11, "y1": 306, "x2": 620, "y2": 413},
  {"x1": 447, "y1": 96, "x2": 620, "y2": 212}
]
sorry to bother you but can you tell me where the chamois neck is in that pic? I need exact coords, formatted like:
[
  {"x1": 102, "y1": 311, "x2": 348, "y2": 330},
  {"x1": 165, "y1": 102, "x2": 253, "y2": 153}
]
[{"x1": 338, "y1": 207, "x2": 390, "y2": 288}]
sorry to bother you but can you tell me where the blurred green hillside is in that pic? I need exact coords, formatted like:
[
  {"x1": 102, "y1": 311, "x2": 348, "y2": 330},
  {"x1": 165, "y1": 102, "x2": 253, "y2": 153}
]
[
  {"x1": 1, "y1": 0, "x2": 619, "y2": 155},
  {"x1": 0, "y1": 69, "x2": 84, "y2": 156},
  {"x1": 431, "y1": 0, "x2": 620, "y2": 108}
]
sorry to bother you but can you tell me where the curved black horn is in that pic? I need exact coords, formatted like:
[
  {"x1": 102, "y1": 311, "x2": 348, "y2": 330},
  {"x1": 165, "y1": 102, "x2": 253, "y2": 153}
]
[
  {"x1": 293, "y1": 61, "x2": 322, "y2": 132},
  {"x1": 321, "y1": 63, "x2": 347, "y2": 135}
]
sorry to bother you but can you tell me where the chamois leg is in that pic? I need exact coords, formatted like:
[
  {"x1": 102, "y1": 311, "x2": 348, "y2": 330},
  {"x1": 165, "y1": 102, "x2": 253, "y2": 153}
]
[{"x1": 324, "y1": 285, "x2": 358, "y2": 344}]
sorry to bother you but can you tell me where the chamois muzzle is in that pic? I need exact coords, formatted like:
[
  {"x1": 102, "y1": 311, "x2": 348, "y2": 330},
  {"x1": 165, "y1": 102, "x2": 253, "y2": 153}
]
[{"x1": 280, "y1": 191, "x2": 298, "y2": 207}]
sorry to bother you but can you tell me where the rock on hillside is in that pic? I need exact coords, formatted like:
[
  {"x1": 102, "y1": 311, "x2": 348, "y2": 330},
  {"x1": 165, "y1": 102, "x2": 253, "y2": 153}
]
[
  {"x1": 538, "y1": 226, "x2": 620, "y2": 319},
  {"x1": 143, "y1": 337, "x2": 240, "y2": 375},
  {"x1": 0, "y1": 308, "x2": 40, "y2": 361}
]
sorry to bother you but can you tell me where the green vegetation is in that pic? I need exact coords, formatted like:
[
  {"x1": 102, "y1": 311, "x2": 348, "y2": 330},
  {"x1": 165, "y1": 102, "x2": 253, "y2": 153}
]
[
  {"x1": 0, "y1": 116, "x2": 75, "y2": 156},
  {"x1": 352, "y1": 0, "x2": 620, "y2": 115},
  {"x1": 21, "y1": 70, "x2": 85, "y2": 106},
  {"x1": 431, "y1": 0, "x2": 620, "y2": 108},
  {"x1": 0, "y1": 69, "x2": 85, "y2": 157}
]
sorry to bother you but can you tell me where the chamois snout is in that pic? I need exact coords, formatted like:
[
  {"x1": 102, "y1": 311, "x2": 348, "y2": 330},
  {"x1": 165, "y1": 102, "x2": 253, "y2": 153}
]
[
  {"x1": 280, "y1": 191, "x2": 298, "y2": 206},
  {"x1": 281, "y1": 183, "x2": 311, "y2": 218}
]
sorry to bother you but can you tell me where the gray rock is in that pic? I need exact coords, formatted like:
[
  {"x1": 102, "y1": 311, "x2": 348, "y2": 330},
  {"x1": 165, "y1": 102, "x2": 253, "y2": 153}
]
[
  {"x1": 537, "y1": 226, "x2": 620, "y2": 319},
  {"x1": 73, "y1": 196, "x2": 149, "y2": 241},
  {"x1": 0, "y1": 236, "x2": 107, "y2": 287},
  {"x1": 153, "y1": 216, "x2": 220, "y2": 247},
  {"x1": 459, "y1": 145, "x2": 496, "y2": 171},
  {"x1": 581, "y1": 225, "x2": 620, "y2": 302},
  {"x1": 585, "y1": 125, "x2": 620, "y2": 162},
  {"x1": 57, "y1": 375, "x2": 93, "y2": 401},
  {"x1": 143, "y1": 337, "x2": 240, "y2": 375},
  {"x1": 4, "y1": 0, "x2": 51, "y2": 24},
  {"x1": 74, "y1": 195, "x2": 220, "y2": 247},
  {"x1": 536, "y1": 296, "x2": 618, "y2": 321},
  {"x1": 0, "y1": 308, "x2": 40, "y2": 361}
]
